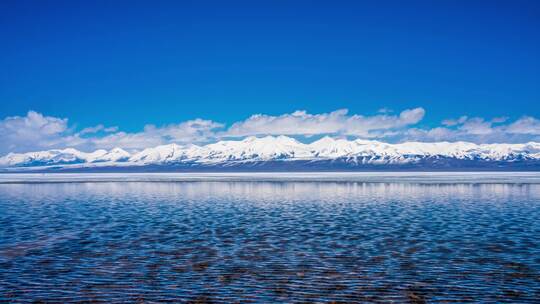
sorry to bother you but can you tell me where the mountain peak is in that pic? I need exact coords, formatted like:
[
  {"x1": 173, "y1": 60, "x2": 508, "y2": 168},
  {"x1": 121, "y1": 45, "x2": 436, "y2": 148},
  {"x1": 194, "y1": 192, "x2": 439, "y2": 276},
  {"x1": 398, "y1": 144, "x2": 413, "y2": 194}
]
[{"x1": 2, "y1": 138, "x2": 540, "y2": 170}]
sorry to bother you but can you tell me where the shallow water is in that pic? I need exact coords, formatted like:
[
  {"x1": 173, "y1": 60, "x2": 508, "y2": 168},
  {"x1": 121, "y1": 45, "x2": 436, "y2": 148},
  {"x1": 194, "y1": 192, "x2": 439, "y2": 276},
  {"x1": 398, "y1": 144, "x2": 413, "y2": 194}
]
[{"x1": 0, "y1": 179, "x2": 539, "y2": 302}]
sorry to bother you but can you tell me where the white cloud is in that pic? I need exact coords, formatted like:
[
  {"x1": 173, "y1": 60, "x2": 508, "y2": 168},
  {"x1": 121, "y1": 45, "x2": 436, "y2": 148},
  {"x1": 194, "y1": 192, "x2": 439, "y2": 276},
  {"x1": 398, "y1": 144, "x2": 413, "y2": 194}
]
[
  {"x1": 404, "y1": 115, "x2": 540, "y2": 143},
  {"x1": 79, "y1": 124, "x2": 119, "y2": 135},
  {"x1": 3, "y1": 111, "x2": 68, "y2": 135},
  {"x1": 459, "y1": 118, "x2": 494, "y2": 135},
  {"x1": 0, "y1": 111, "x2": 223, "y2": 154},
  {"x1": 2, "y1": 108, "x2": 540, "y2": 155},
  {"x1": 442, "y1": 115, "x2": 468, "y2": 126},
  {"x1": 90, "y1": 119, "x2": 223, "y2": 150},
  {"x1": 438, "y1": 116, "x2": 511, "y2": 136},
  {"x1": 491, "y1": 116, "x2": 508, "y2": 124},
  {"x1": 505, "y1": 116, "x2": 540, "y2": 135},
  {"x1": 225, "y1": 108, "x2": 425, "y2": 137},
  {"x1": 0, "y1": 111, "x2": 79, "y2": 153},
  {"x1": 377, "y1": 107, "x2": 393, "y2": 113}
]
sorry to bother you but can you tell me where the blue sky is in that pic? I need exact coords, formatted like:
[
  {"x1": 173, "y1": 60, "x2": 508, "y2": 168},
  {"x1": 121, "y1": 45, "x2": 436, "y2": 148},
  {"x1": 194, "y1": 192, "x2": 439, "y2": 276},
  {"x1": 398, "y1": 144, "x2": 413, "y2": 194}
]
[{"x1": 0, "y1": 0, "x2": 539, "y2": 153}]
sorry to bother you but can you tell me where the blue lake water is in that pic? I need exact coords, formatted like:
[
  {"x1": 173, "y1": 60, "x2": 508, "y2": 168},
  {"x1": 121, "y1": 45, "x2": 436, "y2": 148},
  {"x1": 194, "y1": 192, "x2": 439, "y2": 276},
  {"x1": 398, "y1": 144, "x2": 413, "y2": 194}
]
[{"x1": 0, "y1": 174, "x2": 539, "y2": 302}]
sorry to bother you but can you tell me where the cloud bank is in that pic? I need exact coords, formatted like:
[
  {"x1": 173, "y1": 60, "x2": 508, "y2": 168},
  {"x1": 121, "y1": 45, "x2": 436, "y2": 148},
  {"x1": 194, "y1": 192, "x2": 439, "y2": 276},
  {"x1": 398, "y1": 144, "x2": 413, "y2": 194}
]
[
  {"x1": 0, "y1": 111, "x2": 81, "y2": 153},
  {"x1": 405, "y1": 115, "x2": 540, "y2": 143},
  {"x1": 1, "y1": 108, "x2": 539, "y2": 155},
  {"x1": 225, "y1": 108, "x2": 425, "y2": 137}
]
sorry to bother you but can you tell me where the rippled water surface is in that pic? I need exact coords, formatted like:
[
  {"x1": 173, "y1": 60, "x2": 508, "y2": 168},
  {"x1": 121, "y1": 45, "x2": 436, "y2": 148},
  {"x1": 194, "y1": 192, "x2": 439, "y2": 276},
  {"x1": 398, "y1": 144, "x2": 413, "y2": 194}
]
[{"x1": 1, "y1": 178, "x2": 539, "y2": 302}]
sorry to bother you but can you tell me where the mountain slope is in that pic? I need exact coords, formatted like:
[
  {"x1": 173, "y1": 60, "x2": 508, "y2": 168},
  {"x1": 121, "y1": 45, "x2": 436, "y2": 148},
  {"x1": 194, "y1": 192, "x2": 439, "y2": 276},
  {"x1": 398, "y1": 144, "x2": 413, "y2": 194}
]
[{"x1": 2, "y1": 136, "x2": 540, "y2": 171}]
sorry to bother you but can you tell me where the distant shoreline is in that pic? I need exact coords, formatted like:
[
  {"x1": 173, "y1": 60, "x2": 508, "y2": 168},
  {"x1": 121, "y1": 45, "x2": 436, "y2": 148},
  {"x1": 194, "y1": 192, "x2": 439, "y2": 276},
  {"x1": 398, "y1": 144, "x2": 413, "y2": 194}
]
[{"x1": 2, "y1": 172, "x2": 540, "y2": 184}]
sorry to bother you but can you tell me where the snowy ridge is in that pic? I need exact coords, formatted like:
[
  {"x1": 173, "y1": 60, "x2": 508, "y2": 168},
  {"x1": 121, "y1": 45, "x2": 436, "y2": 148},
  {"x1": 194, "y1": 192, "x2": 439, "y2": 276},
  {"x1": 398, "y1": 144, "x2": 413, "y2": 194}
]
[
  {"x1": 2, "y1": 136, "x2": 540, "y2": 170},
  {"x1": 0, "y1": 147, "x2": 130, "y2": 167}
]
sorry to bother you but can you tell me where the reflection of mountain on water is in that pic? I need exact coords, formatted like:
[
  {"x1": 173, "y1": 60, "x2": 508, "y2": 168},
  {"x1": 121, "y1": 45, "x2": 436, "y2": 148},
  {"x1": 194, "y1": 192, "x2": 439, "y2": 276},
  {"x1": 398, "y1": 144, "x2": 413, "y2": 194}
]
[{"x1": 3, "y1": 179, "x2": 540, "y2": 203}]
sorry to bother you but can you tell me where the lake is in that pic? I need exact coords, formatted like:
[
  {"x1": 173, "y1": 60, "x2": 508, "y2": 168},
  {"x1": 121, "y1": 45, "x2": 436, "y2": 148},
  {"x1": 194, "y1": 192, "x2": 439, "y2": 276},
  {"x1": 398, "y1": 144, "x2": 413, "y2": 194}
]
[{"x1": 0, "y1": 173, "x2": 539, "y2": 302}]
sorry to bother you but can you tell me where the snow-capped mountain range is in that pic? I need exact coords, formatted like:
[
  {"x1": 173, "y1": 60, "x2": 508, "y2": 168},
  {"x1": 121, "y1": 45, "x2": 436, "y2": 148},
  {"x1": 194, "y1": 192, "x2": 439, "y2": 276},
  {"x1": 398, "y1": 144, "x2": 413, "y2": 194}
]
[{"x1": 2, "y1": 136, "x2": 540, "y2": 171}]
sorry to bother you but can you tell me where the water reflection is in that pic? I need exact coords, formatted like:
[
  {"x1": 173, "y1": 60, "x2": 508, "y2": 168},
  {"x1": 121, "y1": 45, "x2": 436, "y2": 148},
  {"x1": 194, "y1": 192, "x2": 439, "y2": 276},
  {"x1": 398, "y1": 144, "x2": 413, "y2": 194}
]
[
  {"x1": 3, "y1": 181, "x2": 540, "y2": 202},
  {"x1": 0, "y1": 182, "x2": 539, "y2": 302}
]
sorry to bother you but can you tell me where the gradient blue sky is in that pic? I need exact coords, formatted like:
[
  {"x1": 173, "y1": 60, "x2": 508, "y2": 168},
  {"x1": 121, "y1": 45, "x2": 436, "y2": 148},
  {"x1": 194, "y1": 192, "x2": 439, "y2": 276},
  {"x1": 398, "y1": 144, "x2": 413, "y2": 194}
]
[{"x1": 0, "y1": 1, "x2": 539, "y2": 153}]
